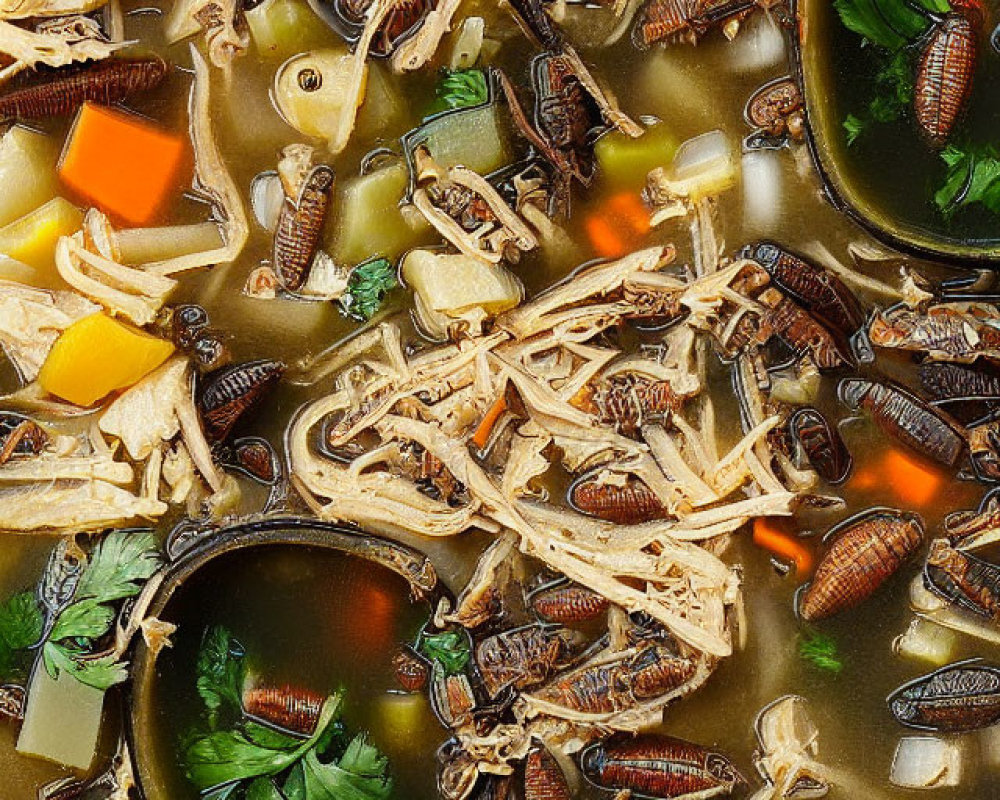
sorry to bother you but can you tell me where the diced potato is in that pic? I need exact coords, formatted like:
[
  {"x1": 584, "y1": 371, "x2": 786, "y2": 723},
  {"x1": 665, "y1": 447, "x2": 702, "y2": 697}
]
[
  {"x1": 596, "y1": 124, "x2": 679, "y2": 190},
  {"x1": 246, "y1": 0, "x2": 330, "y2": 58},
  {"x1": 17, "y1": 664, "x2": 105, "y2": 770},
  {"x1": 329, "y1": 160, "x2": 430, "y2": 266},
  {"x1": 890, "y1": 736, "x2": 966, "y2": 789},
  {"x1": 403, "y1": 250, "x2": 522, "y2": 314},
  {"x1": 893, "y1": 617, "x2": 958, "y2": 666},
  {"x1": 357, "y1": 62, "x2": 405, "y2": 138},
  {"x1": 273, "y1": 49, "x2": 367, "y2": 144},
  {"x1": 38, "y1": 313, "x2": 175, "y2": 407},
  {"x1": 0, "y1": 198, "x2": 83, "y2": 281},
  {"x1": 0, "y1": 126, "x2": 59, "y2": 229},
  {"x1": 410, "y1": 102, "x2": 510, "y2": 176},
  {"x1": 669, "y1": 130, "x2": 738, "y2": 200}
]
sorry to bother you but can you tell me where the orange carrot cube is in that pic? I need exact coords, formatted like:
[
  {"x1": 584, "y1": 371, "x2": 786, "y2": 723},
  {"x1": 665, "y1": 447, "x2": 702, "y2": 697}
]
[{"x1": 58, "y1": 103, "x2": 186, "y2": 226}]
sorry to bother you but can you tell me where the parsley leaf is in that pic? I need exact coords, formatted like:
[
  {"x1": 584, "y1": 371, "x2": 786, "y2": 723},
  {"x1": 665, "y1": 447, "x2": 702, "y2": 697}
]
[
  {"x1": 419, "y1": 630, "x2": 470, "y2": 676},
  {"x1": 75, "y1": 529, "x2": 162, "y2": 604},
  {"x1": 49, "y1": 597, "x2": 116, "y2": 643},
  {"x1": 428, "y1": 69, "x2": 489, "y2": 116},
  {"x1": 798, "y1": 630, "x2": 843, "y2": 674},
  {"x1": 196, "y1": 625, "x2": 247, "y2": 728},
  {"x1": 843, "y1": 114, "x2": 866, "y2": 146},
  {"x1": 843, "y1": 50, "x2": 914, "y2": 145},
  {"x1": 295, "y1": 735, "x2": 392, "y2": 800},
  {"x1": 833, "y1": 0, "x2": 938, "y2": 50},
  {"x1": 42, "y1": 641, "x2": 129, "y2": 690},
  {"x1": 0, "y1": 592, "x2": 43, "y2": 680},
  {"x1": 247, "y1": 778, "x2": 287, "y2": 800},
  {"x1": 934, "y1": 145, "x2": 1000, "y2": 219},
  {"x1": 340, "y1": 258, "x2": 398, "y2": 322}
]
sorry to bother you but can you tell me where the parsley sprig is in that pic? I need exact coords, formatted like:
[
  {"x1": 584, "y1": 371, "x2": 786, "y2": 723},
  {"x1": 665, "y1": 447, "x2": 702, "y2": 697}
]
[
  {"x1": 934, "y1": 144, "x2": 1000, "y2": 219},
  {"x1": 339, "y1": 258, "x2": 398, "y2": 322},
  {"x1": 427, "y1": 69, "x2": 489, "y2": 116},
  {"x1": 0, "y1": 592, "x2": 43, "y2": 682}
]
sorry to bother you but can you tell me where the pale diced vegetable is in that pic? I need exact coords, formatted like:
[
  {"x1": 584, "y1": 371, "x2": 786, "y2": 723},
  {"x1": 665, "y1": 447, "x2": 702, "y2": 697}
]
[
  {"x1": 670, "y1": 130, "x2": 738, "y2": 200},
  {"x1": 979, "y1": 723, "x2": 1000, "y2": 771},
  {"x1": 328, "y1": 160, "x2": 430, "y2": 266},
  {"x1": 17, "y1": 665, "x2": 105, "y2": 770},
  {"x1": 0, "y1": 197, "x2": 83, "y2": 277},
  {"x1": 742, "y1": 149, "x2": 783, "y2": 234},
  {"x1": 448, "y1": 16, "x2": 485, "y2": 69},
  {"x1": 595, "y1": 124, "x2": 679, "y2": 190},
  {"x1": 893, "y1": 617, "x2": 958, "y2": 666},
  {"x1": 890, "y1": 736, "x2": 966, "y2": 789},
  {"x1": 370, "y1": 693, "x2": 437, "y2": 753},
  {"x1": 0, "y1": 255, "x2": 37, "y2": 285},
  {"x1": 403, "y1": 251, "x2": 523, "y2": 315},
  {"x1": 246, "y1": 0, "x2": 330, "y2": 58},
  {"x1": 357, "y1": 63, "x2": 405, "y2": 138},
  {"x1": 724, "y1": 12, "x2": 788, "y2": 74},
  {"x1": 0, "y1": 126, "x2": 59, "y2": 229},
  {"x1": 116, "y1": 222, "x2": 224, "y2": 265},
  {"x1": 409, "y1": 102, "x2": 510, "y2": 177}
]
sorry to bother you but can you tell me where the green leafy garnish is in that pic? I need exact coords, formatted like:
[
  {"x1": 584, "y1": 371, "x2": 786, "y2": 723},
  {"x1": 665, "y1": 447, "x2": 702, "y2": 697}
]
[
  {"x1": 42, "y1": 529, "x2": 162, "y2": 689},
  {"x1": 0, "y1": 592, "x2": 43, "y2": 680},
  {"x1": 428, "y1": 69, "x2": 488, "y2": 116},
  {"x1": 842, "y1": 50, "x2": 914, "y2": 145},
  {"x1": 196, "y1": 625, "x2": 247, "y2": 728},
  {"x1": 340, "y1": 258, "x2": 398, "y2": 322},
  {"x1": 292, "y1": 735, "x2": 392, "y2": 800},
  {"x1": 419, "y1": 630, "x2": 470, "y2": 676},
  {"x1": 798, "y1": 630, "x2": 843, "y2": 674},
  {"x1": 833, "y1": 0, "x2": 945, "y2": 50},
  {"x1": 934, "y1": 144, "x2": 1000, "y2": 218}
]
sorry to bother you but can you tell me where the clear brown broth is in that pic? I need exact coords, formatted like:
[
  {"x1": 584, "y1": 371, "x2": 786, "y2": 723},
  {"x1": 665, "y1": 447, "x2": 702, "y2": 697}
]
[{"x1": 1, "y1": 1, "x2": 999, "y2": 797}]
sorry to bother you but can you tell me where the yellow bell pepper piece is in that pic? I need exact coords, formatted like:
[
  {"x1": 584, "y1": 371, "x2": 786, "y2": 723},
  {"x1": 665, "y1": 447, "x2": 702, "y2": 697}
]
[
  {"x1": 0, "y1": 197, "x2": 83, "y2": 279},
  {"x1": 38, "y1": 313, "x2": 175, "y2": 407}
]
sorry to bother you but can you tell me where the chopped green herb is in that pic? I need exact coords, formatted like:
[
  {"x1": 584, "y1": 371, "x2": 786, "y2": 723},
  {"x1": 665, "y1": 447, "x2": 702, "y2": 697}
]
[
  {"x1": 0, "y1": 591, "x2": 43, "y2": 680},
  {"x1": 293, "y1": 735, "x2": 392, "y2": 800},
  {"x1": 843, "y1": 114, "x2": 865, "y2": 147},
  {"x1": 419, "y1": 630, "x2": 470, "y2": 676},
  {"x1": 833, "y1": 0, "x2": 942, "y2": 50},
  {"x1": 42, "y1": 641, "x2": 129, "y2": 690},
  {"x1": 934, "y1": 144, "x2": 1000, "y2": 219},
  {"x1": 842, "y1": 50, "x2": 914, "y2": 145},
  {"x1": 340, "y1": 258, "x2": 398, "y2": 322},
  {"x1": 428, "y1": 69, "x2": 489, "y2": 116},
  {"x1": 798, "y1": 630, "x2": 843, "y2": 674},
  {"x1": 75, "y1": 528, "x2": 161, "y2": 603},
  {"x1": 196, "y1": 625, "x2": 248, "y2": 728}
]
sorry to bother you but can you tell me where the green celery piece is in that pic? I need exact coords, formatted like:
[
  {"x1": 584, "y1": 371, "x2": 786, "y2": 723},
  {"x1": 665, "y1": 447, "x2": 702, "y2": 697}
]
[
  {"x1": 282, "y1": 762, "x2": 306, "y2": 800},
  {"x1": 419, "y1": 630, "x2": 470, "y2": 676},
  {"x1": 202, "y1": 784, "x2": 242, "y2": 800},
  {"x1": 297, "y1": 735, "x2": 392, "y2": 800},
  {"x1": 934, "y1": 146, "x2": 1000, "y2": 218},
  {"x1": 915, "y1": 0, "x2": 950, "y2": 12},
  {"x1": 196, "y1": 626, "x2": 247, "y2": 728},
  {"x1": 74, "y1": 529, "x2": 161, "y2": 604},
  {"x1": 184, "y1": 695, "x2": 341, "y2": 790},
  {"x1": 49, "y1": 597, "x2": 116, "y2": 643},
  {"x1": 42, "y1": 641, "x2": 128, "y2": 690}
]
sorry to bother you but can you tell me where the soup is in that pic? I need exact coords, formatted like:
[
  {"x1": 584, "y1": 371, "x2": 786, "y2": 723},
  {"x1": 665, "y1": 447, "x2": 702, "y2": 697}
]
[{"x1": 0, "y1": 0, "x2": 999, "y2": 798}]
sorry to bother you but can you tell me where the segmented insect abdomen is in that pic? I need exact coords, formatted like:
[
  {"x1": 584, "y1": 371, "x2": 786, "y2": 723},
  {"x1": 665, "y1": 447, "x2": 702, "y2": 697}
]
[
  {"x1": 243, "y1": 685, "x2": 325, "y2": 734},
  {"x1": 915, "y1": 13, "x2": 977, "y2": 147},
  {"x1": 570, "y1": 478, "x2": 669, "y2": 524}
]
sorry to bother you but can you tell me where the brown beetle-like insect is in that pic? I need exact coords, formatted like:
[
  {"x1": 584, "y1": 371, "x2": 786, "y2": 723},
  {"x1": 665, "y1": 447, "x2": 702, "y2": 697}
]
[
  {"x1": 243, "y1": 684, "x2": 325, "y2": 735},
  {"x1": 744, "y1": 76, "x2": 805, "y2": 141},
  {"x1": 758, "y1": 288, "x2": 852, "y2": 371},
  {"x1": 393, "y1": 645, "x2": 431, "y2": 692},
  {"x1": 475, "y1": 624, "x2": 584, "y2": 698},
  {"x1": 790, "y1": 407, "x2": 852, "y2": 484},
  {"x1": 572, "y1": 374, "x2": 686, "y2": 435},
  {"x1": 198, "y1": 360, "x2": 286, "y2": 442},
  {"x1": 888, "y1": 658, "x2": 1000, "y2": 732},
  {"x1": 920, "y1": 361, "x2": 1000, "y2": 403},
  {"x1": 530, "y1": 582, "x2": 610, "y2": 624},
  {"x1": 0, "y1": 57, "x2": 168, "y2": 120},
  {"x1": 569, "y1": 475, "x2": 670, "y2": 524},
  {"x1": 799, "y1": 509, "x2": 924, "y2": 621},
  {"x1": 925, "y1": 538, "x2": 1000, "y2": 620},
  {"x1": 524, "y1": 745, "x2": 572, "y2": 800},
  {"x1": 839, "y1": 378, "x2": 967, "y2": 468},
  {"x1": 274, "y1": 164, "x2": 335, "y2": 292},
  {"x1": 581, "y1": 734, "x2": 744, "y2": 798},
  {"x1": 0, "y1": 413, "x2": 48, "y2": 465},
  {"x1": 635, "y1": 0, "x2": 758, "y2": 46},
  {"x1": 915, "y1": 0, "x2": 983, "y2": 147}
]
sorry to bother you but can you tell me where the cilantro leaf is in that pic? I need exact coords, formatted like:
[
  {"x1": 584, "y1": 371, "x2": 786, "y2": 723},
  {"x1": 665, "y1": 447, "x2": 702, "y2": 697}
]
[
  {"x1": 833, "y1": 0, "x2": 936, "y2": 50},
  {"x1": 419, "y1": 630, "x2": 470, "y2": 676},
  {"x1": 843, "y1": 114, "x2": 865, "y2": 146},
  {"x1": 49, "y1": 597, "x2": 116, "y2": 643},
  {"x1": 428, "y1": 69, "x2": 489, "y2": 116},
  {"x1": 42, "y1": 641, "x2": 129, "y2": 690},
  {"x1": 75, "y1": 529, "x2": 161, "y2": 604},
  {"x1": 843, "y1": 50, "x2": 914, "y2": 145},
  {"x1": 296, "y1": 735, "x2": 392, "y2": 800},
  {"x1": 934, "y1": 145, "x2": 1000, "y2": 219},
  {"x1": 0, "y1": 592, "x2": 43, "y2": 651},
  {"x1": 247, "y1": 778, "x2": 288, "y2": 800},
  {"x1": 196, "y1": 625, "x2": 247, "y2": 728},
  {"x1": 340, "y1": 258, "x2": 398, "y2": 322}
]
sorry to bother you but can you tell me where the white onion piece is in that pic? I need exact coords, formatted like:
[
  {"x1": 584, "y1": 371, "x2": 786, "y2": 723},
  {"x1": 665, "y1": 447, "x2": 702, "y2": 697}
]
[
  {"x1": 725, "y1": 12, "x2": 787, "y2": 74},
  {"x1": 250, "y1": 170, "x2": 284, "y2": 232},
  {"x1": 741, "y1": 148, "x2": 783, "y2": 235},
  {"x1": 448, "y1": 16, "x2": 484, "y2": 70},
  {"x1": 893, "y1": 617, "x2": 958, "y2": 667},
  {"x1": 667, "y1": 129, "x2": 737, "y2": 200},
  {"x1": 890, "y1": 737, "x2": 966, "y2": 789}
]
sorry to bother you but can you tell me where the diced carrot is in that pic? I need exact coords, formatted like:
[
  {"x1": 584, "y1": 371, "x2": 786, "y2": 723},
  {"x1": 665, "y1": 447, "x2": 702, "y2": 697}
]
[
  {"x1": 585, "y1": 191, "x2": 651, "y2": 259},
  {"x1": 471, "y1": 393, "x2": 508, "y2": 450},
  {"x1": 752, "y1": 517, "x2": 815, "y2": 580},
  {"x1": 38, "y1": 313, "x2": 175, "y2": 407},
  {"x1": 882, "y1": 448, "x2": 942, "y2": 507},
  {"x1": 58, "y1": 103, "x2": 187, "y2": 226}
]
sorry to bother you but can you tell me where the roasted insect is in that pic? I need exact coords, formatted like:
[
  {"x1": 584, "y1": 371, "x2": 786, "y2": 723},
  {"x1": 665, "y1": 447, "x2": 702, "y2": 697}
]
[
  {"x1": 920, "y1": 361, "x2": 1000, "y2": 404},
  {"x1": 0, "y1": 412, "x2": 47, "y2": 465},
  {"x1": 569, "y1": 474, "x2": 670, "y2": 524},
  {"x1": 242, "y1": 684, "x2": 325, "y2": 735},
  {"x1": 0, "y1": 684, "x2": 25, "y2": 722},
  {"x1": 322, "y1": 0, "x2": 433, "y2": 56},
  {"x1": 223, "y1": 437, "x2": 279, "y2": 484},
  {"x1": 968, "y1": 417, "x2": 1000, "y2": 481},
  {"x1": 581, "y1": 734, "x2": 744, "y2": 798},
  {"x1": 524, "y1": 746, "x2": 572, "y2": 800},
  {"x1": 530, "y1": 582, "x2": 610, "y2": 624},
  {"x1": 274, "y1": 164, "x2": 335, "y2": 292},
  {"x1": 475, "y1": 624, "x2": 584, "y2": 697},
  {"x1": 869, "y1": 305, "x2": 1000, "y2": 362},
  {"x1": 925, "y1": 538, "x2": 1000, "y2": 621},
  {"x1": 571, "y1": 374, "x2": 687, "y2": 435},
  {"x1": 915, "y1": 0, "x2": 983, "y2": 147},
  {"x1": 888, "y1": 659, "x2": 1000, "y2": 732},
  {"x1": 757, "y1": 287, "x2": 852, "y2": 371},
  {"x1": 0, "y1": 57, "x2": 169, "y2": 120},
  {"x1": 838, "y1": 378, "x2": 967, "y2": 468},
  {"x1": 393, "y1": 645, "x2": 431, "y2": 692},
  {"x1": 197, "y1": 360, "x2": 286, "y2": 442},
  {"x1": 799, "y1": 509, "x2": 923, "y2": 621},
  {"x1": 744, "y1": 77, "x2": 805, "y2": 143},
  {"x1": 790, "y1": 407, "x2": 852, "y2": 484},
  {"x1": 635, "y1": 0, "x2": 760, "y2": 46},
  {"x1": 742, "y1": 241, "x2": 866, "y2": 339}
]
